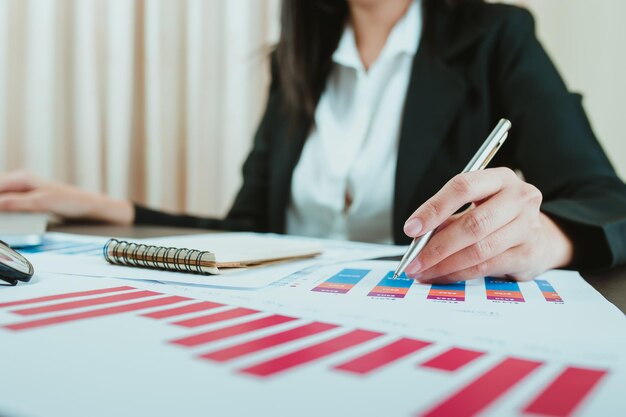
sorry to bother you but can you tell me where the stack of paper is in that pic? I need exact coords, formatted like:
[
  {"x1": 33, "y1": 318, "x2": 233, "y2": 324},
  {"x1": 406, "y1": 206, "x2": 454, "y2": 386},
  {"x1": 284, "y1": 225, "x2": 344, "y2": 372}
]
[
  {"x1": 0, "y1": 264, "x2": 624, "y2": 417},
  {"x1": 22, "y1": 232, "x2": 408, "y2": 288}
]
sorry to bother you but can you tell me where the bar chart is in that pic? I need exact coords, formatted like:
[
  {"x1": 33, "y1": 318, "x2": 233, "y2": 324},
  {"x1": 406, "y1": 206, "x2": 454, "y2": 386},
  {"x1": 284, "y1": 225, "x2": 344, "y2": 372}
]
[
  {"x1": 421, "y1": 347, "x2": 485, "y2": 372},
  {"x1": 0, "y1": 284, "x2": 607, "y2": 417},
  {"x1": 311, "y1": 268, "x2": 370, "y2": 294},
  {"x1": 484, "y1": 277, "x2": 526, "y2": 302},
  {"x1": 308, "y1": 268, "x2": 564, "y2": 304},
  {"x1": 535, "y1": 279, "x2": 564, "y2": 303},
  {"x1": 367, "y1": 271, "x2": 413, "y2": 298},
  {"x1": 427, "y1": 282, "x2": 466, "y2": 302}
]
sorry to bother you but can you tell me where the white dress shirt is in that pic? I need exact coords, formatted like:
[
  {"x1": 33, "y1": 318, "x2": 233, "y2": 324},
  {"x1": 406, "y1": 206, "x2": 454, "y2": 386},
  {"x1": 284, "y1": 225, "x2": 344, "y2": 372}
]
[{"x1": 286, "y1": 0, "x2": 422, "y2": 244}]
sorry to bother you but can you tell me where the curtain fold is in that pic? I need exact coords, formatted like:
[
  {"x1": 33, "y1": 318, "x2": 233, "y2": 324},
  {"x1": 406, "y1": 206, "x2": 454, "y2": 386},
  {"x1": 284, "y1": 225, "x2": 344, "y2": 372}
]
[{"x1": 0, "y1": 0, "x2": 279, "y2": 217}]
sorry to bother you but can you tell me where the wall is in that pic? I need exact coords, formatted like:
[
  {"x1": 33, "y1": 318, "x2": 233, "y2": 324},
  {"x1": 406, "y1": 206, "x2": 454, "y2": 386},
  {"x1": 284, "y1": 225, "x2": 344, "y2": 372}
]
[{"x1": 513, "y1": 0, "x2": 626, "y2": 179}]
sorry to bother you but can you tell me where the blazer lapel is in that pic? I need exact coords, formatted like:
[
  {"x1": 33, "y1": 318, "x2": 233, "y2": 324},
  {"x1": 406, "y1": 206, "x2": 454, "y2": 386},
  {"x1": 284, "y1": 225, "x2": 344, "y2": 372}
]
[
  {"x1": 393, "y1": 52, "x2": 467, "y2": 233},
  {"x1": 271, "y1": 121, "x2": 308, "y2": 233},
  {"x1": 393, "y1": 6, "x2": 487, "y2": 240}
]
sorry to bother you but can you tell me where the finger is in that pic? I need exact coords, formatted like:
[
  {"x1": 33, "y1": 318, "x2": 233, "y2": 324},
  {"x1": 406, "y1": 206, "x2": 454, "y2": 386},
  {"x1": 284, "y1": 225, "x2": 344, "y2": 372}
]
[
  {"x1": 419, "y1": 245, "x2": 536, "y2": 284},
  {"x1": 411, "y1": 216, "x2": 528, "y2": 280},
  {"x1": 0, "y1": 171, "x2": 37, "y2": 194},
  {"x1": 403, "y1": 214, "x2": 462, "y2": 277},
  {"x1": 436, "y1": 212, "x2": 464, "y2": 232},
  {"x1": 416, "y1": 275, "x2": 461, "y2": 285},
  {"x1": 409, "y1": 190, "x2": 524, "y2": 274},
  {"x1": 403, "y1": 167, "x2": 518, "y2": 237},
  {"x1": 0, "y1": 192, "x2": 41, "y2": 212}
]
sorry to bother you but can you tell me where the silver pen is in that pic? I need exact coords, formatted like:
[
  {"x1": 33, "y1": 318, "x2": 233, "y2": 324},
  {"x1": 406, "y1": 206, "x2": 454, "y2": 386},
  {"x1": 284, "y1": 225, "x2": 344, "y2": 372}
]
[{"x1": 393, "y1": 118, "x2": 512, "y2": 278}]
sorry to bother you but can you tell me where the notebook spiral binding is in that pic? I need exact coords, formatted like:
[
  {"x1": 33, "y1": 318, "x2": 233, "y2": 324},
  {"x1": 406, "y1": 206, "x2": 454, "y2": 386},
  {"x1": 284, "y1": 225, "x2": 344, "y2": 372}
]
[{"x1": 103, "y1": 238, "x2": 217, "y2": 275}]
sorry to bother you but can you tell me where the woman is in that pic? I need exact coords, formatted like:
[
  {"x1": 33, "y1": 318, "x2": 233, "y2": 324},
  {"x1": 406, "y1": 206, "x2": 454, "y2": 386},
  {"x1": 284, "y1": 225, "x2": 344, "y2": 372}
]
[{"x1": 1, "y1": 0, "x2": 625, "y2": 283}]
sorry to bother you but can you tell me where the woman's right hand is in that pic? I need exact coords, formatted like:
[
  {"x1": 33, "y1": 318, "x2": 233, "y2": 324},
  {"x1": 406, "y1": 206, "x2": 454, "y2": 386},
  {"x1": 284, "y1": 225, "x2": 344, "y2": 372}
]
[{"x1": 0, "y1": 170, "x2": 134, "y2": 225}]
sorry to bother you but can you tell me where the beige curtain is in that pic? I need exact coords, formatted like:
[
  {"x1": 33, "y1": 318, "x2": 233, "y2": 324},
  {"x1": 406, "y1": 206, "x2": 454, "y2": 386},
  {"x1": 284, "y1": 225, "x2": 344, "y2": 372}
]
[{"x1": 0, "y1": 0, "x2": 280, "y2": 217}]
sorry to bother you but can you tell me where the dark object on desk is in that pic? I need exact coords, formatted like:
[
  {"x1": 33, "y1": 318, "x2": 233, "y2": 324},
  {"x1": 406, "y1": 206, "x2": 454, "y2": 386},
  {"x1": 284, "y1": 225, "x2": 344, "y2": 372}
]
[{"x1": 0, "y1": 241, "x2": 35, "y2": 286}]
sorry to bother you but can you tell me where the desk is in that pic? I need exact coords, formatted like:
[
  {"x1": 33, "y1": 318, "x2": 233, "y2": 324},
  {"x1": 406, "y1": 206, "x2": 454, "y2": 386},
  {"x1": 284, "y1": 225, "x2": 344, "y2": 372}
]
[{"x1": 51, "y1": 223, "x2": 626, "y2": 313}]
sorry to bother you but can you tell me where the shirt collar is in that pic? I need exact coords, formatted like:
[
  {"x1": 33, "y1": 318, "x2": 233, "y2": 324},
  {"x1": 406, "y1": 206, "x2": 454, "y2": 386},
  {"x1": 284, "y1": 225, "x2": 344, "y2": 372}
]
[{"x1": 332, "y1": 0, "x2": 422, "y2": 70}]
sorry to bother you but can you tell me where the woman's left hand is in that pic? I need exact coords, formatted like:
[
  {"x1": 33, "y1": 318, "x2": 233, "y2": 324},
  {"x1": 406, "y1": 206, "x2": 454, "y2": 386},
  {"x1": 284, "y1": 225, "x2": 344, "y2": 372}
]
[{"x1": 403, "y1": 167, "x2": 574, "y2": 283}]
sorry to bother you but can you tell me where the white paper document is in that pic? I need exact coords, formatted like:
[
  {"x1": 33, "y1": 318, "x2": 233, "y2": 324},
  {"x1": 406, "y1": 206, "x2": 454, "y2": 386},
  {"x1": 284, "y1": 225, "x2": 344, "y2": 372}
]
[
  {"x1": 0, "y1": 264, "x2": 624, "y2": 417},
  {"x1": 23, "y1": 232, "x2": 407, "y2": 288}
]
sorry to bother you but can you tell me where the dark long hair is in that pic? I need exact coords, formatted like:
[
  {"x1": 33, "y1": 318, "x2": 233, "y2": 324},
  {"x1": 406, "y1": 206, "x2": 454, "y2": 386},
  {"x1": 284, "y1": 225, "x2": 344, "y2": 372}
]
[{"x1": 276, "y1": 0, "x2": 474, "y2": 128}]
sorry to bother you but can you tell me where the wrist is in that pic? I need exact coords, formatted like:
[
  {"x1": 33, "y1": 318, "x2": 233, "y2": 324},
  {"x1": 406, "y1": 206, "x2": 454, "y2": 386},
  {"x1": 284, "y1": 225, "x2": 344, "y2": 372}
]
[
  {"x1": 539, "y1": 212, "x2": 574, "y2": 269},
  {"x1": 89, "y1": 194, "x2": 134, "y2": 225}
]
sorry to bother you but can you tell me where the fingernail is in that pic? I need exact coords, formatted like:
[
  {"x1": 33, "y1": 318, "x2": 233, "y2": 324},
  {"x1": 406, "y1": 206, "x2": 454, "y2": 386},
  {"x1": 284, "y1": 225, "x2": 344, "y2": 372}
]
[{"x1": 404, "y1": 218, "x2": 422, "y2": 236}]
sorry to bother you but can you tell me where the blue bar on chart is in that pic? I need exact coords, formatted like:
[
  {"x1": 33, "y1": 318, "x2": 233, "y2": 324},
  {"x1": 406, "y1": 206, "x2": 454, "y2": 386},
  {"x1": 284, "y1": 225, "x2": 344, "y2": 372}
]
[
  {"x1": 311, "y1": 269, "x2": 370, "y2": 294},
  {"x1": 427, "y1": 282, "x2": 466, "y2": 302},
  {"x1": 19, "y1": 240, "x2": 102, "y2": 256},
  {"x1": 367, "y1": 271, "x2": 413, "y2": 298},
  {"x1": 535, "y1": 280, "x2": 563, "y2": 303},
  {"x1": 485, "y1": 277, "x2": 525, "y2": 302},
  {"x1": 19, "y1": 241, "x2": 80, "y2": 254}
]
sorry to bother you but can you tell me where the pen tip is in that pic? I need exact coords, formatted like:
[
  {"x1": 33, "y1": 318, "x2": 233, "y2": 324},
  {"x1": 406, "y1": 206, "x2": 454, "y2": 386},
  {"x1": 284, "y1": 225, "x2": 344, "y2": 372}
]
[{"x1": 392, "y1": 273, "x2": 399, "y2": 279}]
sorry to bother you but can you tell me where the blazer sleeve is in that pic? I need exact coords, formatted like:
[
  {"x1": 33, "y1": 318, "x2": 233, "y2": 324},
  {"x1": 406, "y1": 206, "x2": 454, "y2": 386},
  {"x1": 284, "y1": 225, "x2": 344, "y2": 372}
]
[
  {"x1": 134, "y1": 59, "x2": 280, "y2": 232},
  {"x1": 494, "y1": 7, "x2": 626, "y2": 271}
]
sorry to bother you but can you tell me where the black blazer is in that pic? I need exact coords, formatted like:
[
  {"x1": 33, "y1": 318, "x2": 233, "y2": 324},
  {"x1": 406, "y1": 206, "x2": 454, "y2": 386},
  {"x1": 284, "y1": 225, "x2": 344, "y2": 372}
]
[{"x1": 136, "y1": 3, "x2": 626, "y2": 271}]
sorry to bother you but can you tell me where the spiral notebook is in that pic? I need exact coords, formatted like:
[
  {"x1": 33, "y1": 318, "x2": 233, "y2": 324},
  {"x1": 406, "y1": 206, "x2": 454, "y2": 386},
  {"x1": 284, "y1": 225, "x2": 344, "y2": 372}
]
[{"x1": 103, "y1": 234, "x2": 323, "y2": 275}]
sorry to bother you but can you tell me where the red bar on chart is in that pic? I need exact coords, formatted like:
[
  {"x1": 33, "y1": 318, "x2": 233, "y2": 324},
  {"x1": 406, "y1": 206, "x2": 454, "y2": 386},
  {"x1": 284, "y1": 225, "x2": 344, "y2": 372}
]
[
  {"x1": 12, "y1": 290, "x2": 161, "y2": 316},
  {"x1": 3, "y1": 296, "x2": 190, "y2": 331},
  {"x1": 535, "y1": 280, "x2": 564, "y2": 303},
  {"x1": 171, "y1": 314, "x2": 297, "y2": 347},
  {"x1": 172, "y1": 307, "x2": 259, "y2": 328},
  {"x1": 367, "y1": 272, "x2": 413, "y2": 299},
  {"x1": 485, "y1": 277, "x2": 525, "y2": 302},
  {"x1": 311, "y1": 269, "x2": 370, "y2": 294},
  {"x1": 334, "y1": 337, "x2": 431, "y2": 375},
  {"x1": 240, "y1": 329, "x2": 384, "y2": 377},
  {"x1": 421, "y1": 357, "x2": 542, "y2": 417},
  {"x1": 0, "y1": 286, "x2": 135, "y2": 308},
  {"x1": 522, "y1": 366, "x2": 607, "y2": 417},
  {"x1": 141, "y1": 301, "x2": 224, "y2": 319},
  {"x1": 200, "y1": 322, "x2": 338, "y2": 363},
  {"x1": 427, "y1": 282, "x2": 466, "y2": 302},
  {"x1": 420, "y1": 347, "x2": 485, "y2": 372}
]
